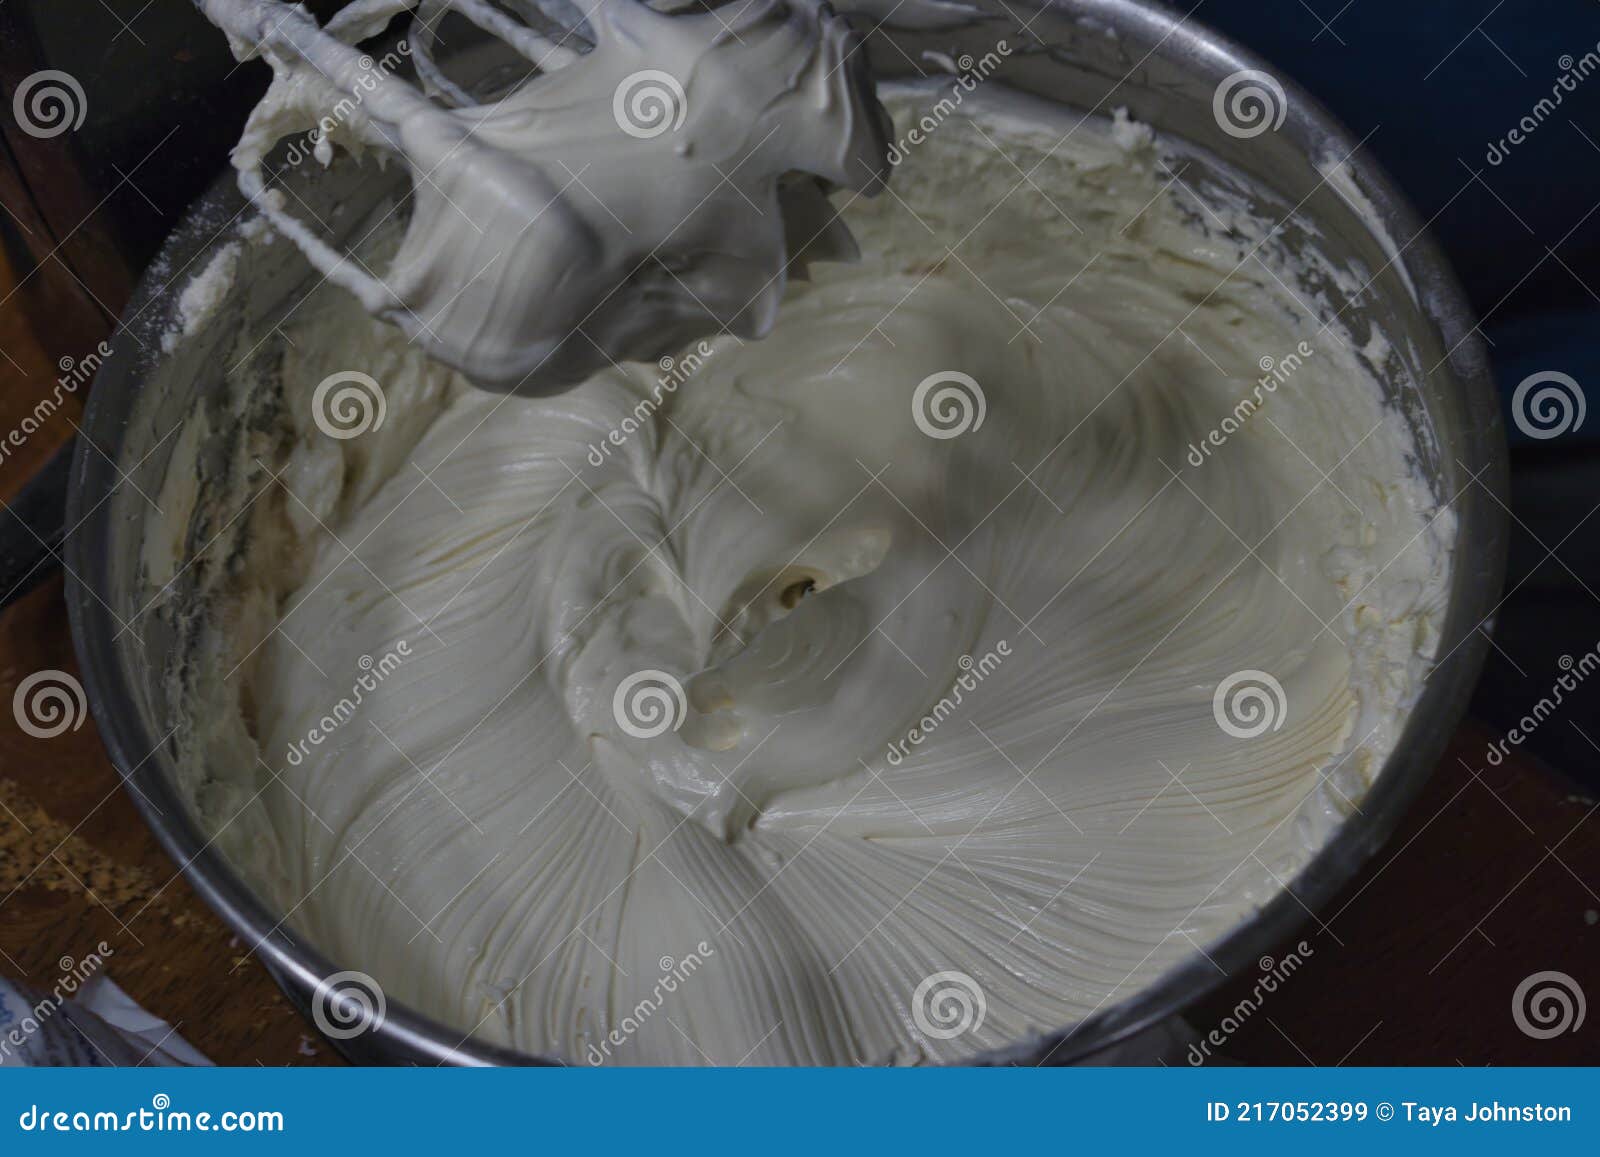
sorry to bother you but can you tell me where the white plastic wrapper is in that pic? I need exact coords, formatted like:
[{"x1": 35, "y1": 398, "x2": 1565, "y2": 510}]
[{"x1": 0, "y1": 976, "x2": 211, "y2": 1067}]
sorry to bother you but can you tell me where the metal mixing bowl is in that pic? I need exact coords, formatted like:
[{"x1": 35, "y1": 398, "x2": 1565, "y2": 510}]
[{"x1": 64, "y1": 0, "x2": 1508, "y2": 1064}]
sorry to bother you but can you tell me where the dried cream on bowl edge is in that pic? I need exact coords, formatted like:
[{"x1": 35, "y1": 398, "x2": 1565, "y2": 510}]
[{"x1": 151, "y1": 85, "x2": 1453, "y2": 1065}]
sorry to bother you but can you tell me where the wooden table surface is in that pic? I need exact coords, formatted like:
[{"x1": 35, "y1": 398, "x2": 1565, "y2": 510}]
[{"x1": 1, "y1": 254, "x2": 1595, "y2": 1067}]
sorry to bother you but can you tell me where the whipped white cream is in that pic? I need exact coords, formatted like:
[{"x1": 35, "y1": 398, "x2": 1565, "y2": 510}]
[{"x1": 157, "y1": 86, "x2": 1453, "y2": 1065}]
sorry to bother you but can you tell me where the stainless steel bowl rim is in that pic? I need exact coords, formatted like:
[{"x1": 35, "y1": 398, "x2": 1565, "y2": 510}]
[{"x1": 65, "y1": 0, "x2": 1507, "y2": 1066}]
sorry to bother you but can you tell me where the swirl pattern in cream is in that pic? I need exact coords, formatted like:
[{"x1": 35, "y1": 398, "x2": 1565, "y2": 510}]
[{"x1": 173, "y1": 88, "x2": 1452, "y2": 1064}]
